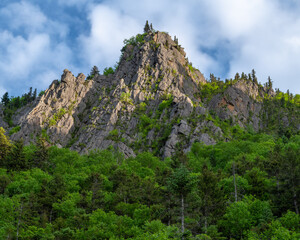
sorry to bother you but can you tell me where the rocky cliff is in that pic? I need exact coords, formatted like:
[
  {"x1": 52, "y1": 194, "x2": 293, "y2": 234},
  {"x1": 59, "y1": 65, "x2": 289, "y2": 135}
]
[{"x1": 1, "y1": 31, "x2": 299, "y2": 158}]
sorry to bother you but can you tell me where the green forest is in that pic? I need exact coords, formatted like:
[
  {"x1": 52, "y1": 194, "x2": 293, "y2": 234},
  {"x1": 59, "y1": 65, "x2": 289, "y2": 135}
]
[{"x1": 0, "y1": 126, "x2": 299, "y2": 239}]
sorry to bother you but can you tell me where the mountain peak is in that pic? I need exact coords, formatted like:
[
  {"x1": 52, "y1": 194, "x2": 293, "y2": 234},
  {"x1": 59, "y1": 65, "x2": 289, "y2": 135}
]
[
  {"x1": 115, "y1": 31, "x2": 205, "y2": 103},
  {"x1": 1, "y1": 28, "x2": 299, "y2": 158}
]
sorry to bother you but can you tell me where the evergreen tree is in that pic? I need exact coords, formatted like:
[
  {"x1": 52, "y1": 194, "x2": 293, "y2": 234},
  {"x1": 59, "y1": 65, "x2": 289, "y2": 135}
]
[
  {"x1": 29, "y1": 87, "x2": 32, "y2": 98},
  {"x1": 268, "y1": 76, "x2": 273, "y2": 89},
  {"x1": 26, "y1": 87, "x2": 33, "y2": 103},
  {"x1": 167, "y1": 165, "x2": 196, "y2": 234},
  {"x1": 197, "y1": 165, "x2": 225, "y2": 231},
  {"x1": 252, "y1": 69, "x2": 258, "y2": 84},
  {"x1": 32, "y1": 137, "x2": 49, "y2": 169},
  {"x1": 210, "y1": 73, "x2": 217, "y2": 83},
  {"x1": 90, "y1": 66, "x2": 100, "y2": 76},
  {"x1": 287, "y1": 89, "x2": 290, "y2": 100},
  {"x1": 174, "y1": 36, "x2": 179, "y2": 45},
  {"x1": 1, "y1": 92, "x2": 10, "y2": 106},
  {"x1": 89, "y1": 173, "x2": 104, "y2": 211},
  {"x1": 14, "y1": 96, "x2": 21, "y2": 109},
  {"x1": 279, "y1": 142, "x2": 300, "y2": 214},
  {"x1": 5, "y1": 140, "x2": 27, "y2": 170},
  {"x1": 32, "y1": 88, "x2": 37, "y2": 101},
  {"x1": 248, "y1": 73, "x2": 252, "y2": 81},
  {"x1": 144, "y1": 20, "x2": 150, "y2": 33}
]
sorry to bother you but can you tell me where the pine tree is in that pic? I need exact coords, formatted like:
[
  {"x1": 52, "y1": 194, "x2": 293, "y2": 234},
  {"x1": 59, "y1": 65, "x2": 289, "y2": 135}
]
[
  {"x1": 174, "y1": 36, "x2": 179, "y2": 45},
  {"x1": 248, "y1": 73, "x2": 252, "y2": 81},
  {"x1": 14, "y1": 96, "x2": 21, "y2": 108},
  {"x1": 252, "y1": 69, "x2": 258, "y2": 84},
  {"x1": 32, "y1": 137, "x2": 49, "y2": 169},
  {"x1": 90, "y1": 66, "x2": 100, "y2": 76},
  {"x1": 210, "y1": 73, "x2": 217, "y2": 83},
  {"x1": 32, "y1": 88, "x2": 37, "y2": 101},
  {"x1": 27, "y1": 87, "x2": 33, "y2": 103},
  {"x1": 144, "y1": 20, "x2": 150, "y2": 33},
  {"x1": 1, "y1": 92, "x2": 10, "y2": 106},
  {"x1": 5, "y1": 140, "x2": 27, "y2": 170},
  {"x1": 167, "y1": 165, "x2": 196, "y2": 234},
  {"x1": 268, "y1": 76, "x2": 273, "y2": 89},
  {"x1": 234, "y1": 73, "x2": 240, "y2": 80},
  {"x1": 150, "y1": 23, "x2": 153, "y2": 32},
  {"x1": 279, "y1": 142, "x2": 300, "y2": 214},
  {"x1": 196, "y1": 165, "x2": 225, "y2": 231},
  {"x1": 241, "y1": 72, "x2": 246, "y2": 79}
]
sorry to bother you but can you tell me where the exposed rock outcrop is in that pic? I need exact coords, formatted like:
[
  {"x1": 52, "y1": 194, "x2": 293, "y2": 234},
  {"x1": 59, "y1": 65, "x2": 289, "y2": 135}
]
[{"x1": 1, "y1": 31, "x2": 296, "y2": 158}]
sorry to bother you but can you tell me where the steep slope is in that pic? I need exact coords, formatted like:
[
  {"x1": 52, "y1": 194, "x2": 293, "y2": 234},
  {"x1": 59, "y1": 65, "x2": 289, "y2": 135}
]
[
  {"x1": 1, "y1": 30, "x2": 299, "y2": 157},
  {"x1": 6, "y1": 31, "x2": 206, "y2": 157}
]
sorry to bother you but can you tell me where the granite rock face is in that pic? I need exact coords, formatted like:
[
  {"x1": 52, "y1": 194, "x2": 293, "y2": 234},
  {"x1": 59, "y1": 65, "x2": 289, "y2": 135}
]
[
  {"x1": 208, "y1": 83, "x2": 263, "y2": 131},
  {"x1": 0, "y1": 31, "x2": 285, "y2": 158}
]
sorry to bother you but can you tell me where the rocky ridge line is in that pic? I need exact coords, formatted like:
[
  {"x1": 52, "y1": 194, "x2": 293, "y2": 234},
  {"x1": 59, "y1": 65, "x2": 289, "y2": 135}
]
[{"x1": 1, "y1": 30, "x2": 295, "y2": 158}]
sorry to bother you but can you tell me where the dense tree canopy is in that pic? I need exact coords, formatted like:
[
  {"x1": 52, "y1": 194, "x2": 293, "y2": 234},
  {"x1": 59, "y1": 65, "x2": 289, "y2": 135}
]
[{"x1": 0, "y1": 129, "x2": 299, "y2": 239}]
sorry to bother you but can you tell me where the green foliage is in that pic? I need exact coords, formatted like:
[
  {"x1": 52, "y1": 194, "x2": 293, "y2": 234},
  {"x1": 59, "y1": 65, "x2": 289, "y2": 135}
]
[
  {"x1": 49, "y1": 108, "x2": 67, "y2": 127},
  {"x1": 198, "y1": 81, "x2": 225, "y2": 102},
  {"x1": 103, "y1": 67, "x2": 115, "y2": 76},
  {"x1": 167, "y1": 165, "x2": 196, "y2": 197},
  {"x1": 120, "y1": 92, "x2": 133, "y2": 105},
  {"x1": 280, "y1": 210, "x2": 300, "y2": 231},
  {"x1": 0, "y1": 130, "x2": 299, "y2": 239},
  {"x1": 107, "y1": 129, "x2": 120, "y2": 141},
  {"x1": 4, "y1": 140, "x2": 27, "y2": 171},
  {"x1": 188, "y1": 64, "x2": 198, "y2": 73},
  {"x1": 262, "y1": 90, "x2": 300, "y2": 135},
  {"x1": 138, "y1": 114, "x2": 155, "y2": 137},
  {"x1": 247, "y1": 218, "x2": 300, "y2": 239},
  {"x1": 1, "y1": 92, "x2": 9, "y2": 106},
  {"x1": 0, "y1": 127, "x2": 11, "y2": 161},
  {"x1": 41, "y1": 128, "x2": 50, "y2": 142},
  {"x1": 137, "y1": 102, "x2": 147, "y2": 112},
  {"x1": 86, "y1": 66, "x2": 100, "y2": 80},
  {"x1": 221, "y1": 196, "x2": 273, "y2": 239},
  {"x1": 9, "y1": 125, "x2": 21, "y2": 135},
  {"x1": 90, "y1": 65, "x2": 99, "y2": 76},
  {"x1": 86, "y1": 74, "x2": 94, "y2": 80},
  {"x1": 122, "y1": 33, "x2": 147, "y2": 52},
  {"x1": 158, "y1": 95, "x2": 174, "y2": 112},
  {"x1": 144, "y1": 20, "x2": 150, "y2": 33},
  {"x1": 38, "y1": 90, "x2": 45, "y2": 97},
  {"x1": 1, "y1": 88, "x2": 37, "y2": 126}
]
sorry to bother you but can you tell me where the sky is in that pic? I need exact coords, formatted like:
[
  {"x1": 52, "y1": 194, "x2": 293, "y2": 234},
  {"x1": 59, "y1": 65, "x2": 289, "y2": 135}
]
[{"x1": 1, "y1": 0, "x2": 300, "y2": 97}]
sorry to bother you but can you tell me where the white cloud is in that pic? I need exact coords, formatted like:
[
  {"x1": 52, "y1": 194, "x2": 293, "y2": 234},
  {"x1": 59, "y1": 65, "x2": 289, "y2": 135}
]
[
  {"x1": 205, "y1": 0, "x2": 269, "y2": 38},
  {"x1": 79, "y1": 0, "x2": 300, "y2": 92},
  {"x1": 1, "y1": 0, "x2": 300, "y2": 96},
  {"x1": 0, "y1": 1, "x2": 47, "y2": 32},
  {"x1": 57, "y1": 0, "x2": 92, "y2": 8},
  {"x1": 79, "y1": 5, "x2": 141, "y2": 69},
  {"x1": 0, "y1": 32, "x2": 50, "y2": 77},
  {"x1": 79, "y1": 0, "x2": 216, "y2": 76},
  {"x1": 0, "y1": 1, "x2": 73, "y2": 95},
  {"x1": 0, "y1": 1, "x2": 68, "y2": 38},
  {"x1": 209, "y1": 0, "x2": 300, "y2": 92},
  {"x1": 0, "y1": 30, "x2": 74, "y2": 93}
]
